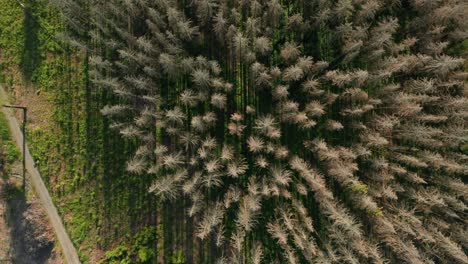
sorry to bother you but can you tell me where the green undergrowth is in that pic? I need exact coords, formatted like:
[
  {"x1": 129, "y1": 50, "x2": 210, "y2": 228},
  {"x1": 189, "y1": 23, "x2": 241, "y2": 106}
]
[
  {"x1": 0, "y1": 111, "x2": 20, "y2": 163},
  {"x1": 100, "y1": 227, "x2": 160, "y2": 264},
  {"x1": 1, "y1": 1, "x2": 159, "y2": 262}
]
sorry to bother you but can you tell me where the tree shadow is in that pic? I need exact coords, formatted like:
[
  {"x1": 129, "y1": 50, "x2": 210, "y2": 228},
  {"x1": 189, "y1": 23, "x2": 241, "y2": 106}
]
[
  {"x1": 20, "y1": 1, "x2": 42, "y2": 84},
  {"x1": 4, "y1": 184, "x2": 53, "y2": 264}
]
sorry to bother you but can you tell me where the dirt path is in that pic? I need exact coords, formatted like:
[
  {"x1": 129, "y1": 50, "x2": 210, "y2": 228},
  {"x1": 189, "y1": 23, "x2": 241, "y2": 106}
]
[{"x1": 0, "y1": 85, "x2": 81, "y2": 264}]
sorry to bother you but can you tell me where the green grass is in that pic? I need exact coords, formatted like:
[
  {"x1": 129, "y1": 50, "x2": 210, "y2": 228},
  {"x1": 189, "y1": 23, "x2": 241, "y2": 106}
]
[{"x1": 0, "y1": 111, "x2": 20, "y2": 163}]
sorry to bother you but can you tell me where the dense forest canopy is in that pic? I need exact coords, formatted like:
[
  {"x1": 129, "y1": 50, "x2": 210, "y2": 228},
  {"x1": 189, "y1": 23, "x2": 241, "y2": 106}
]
[
  {"x1": 1, "y1": 0, "x2": 467, "y2": 263},
  {"x1": 53, "y1": 0, "x2": 467, "y2": 263}
]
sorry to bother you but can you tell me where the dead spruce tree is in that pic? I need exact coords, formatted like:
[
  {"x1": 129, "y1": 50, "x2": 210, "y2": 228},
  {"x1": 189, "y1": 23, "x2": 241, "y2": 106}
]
[{"x1": 53, "y1": 0, "x2": 467, "y2": 263}]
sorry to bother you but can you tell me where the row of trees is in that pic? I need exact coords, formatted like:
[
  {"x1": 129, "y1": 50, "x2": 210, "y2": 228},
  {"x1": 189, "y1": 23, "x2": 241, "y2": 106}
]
[{"x1": 50, "y1": 0, "x2": 467, "y2": 263}]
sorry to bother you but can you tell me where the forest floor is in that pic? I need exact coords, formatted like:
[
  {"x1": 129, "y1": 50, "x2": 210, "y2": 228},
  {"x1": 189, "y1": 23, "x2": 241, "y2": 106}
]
[
  {"x1": 0, "y1": 178, "x2": 13, "y2": 262},
  {"x1": 0, "y1": 170, "x2": 63, "y2": 264},
  {"x1": 0, "y1": 86, "x2": 80, "y2": 264}
]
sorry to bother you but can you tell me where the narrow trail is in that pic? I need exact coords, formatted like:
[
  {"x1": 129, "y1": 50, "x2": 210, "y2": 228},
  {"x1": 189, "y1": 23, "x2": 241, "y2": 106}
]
[{"x1": 0, "y1": 85, "x2": 81, "y2": 264}]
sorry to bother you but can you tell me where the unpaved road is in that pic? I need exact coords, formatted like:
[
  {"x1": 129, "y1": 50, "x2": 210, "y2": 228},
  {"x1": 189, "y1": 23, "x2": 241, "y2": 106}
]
[{"x1": 0, "y1": 86, "x2": 81, "y2": 264}]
